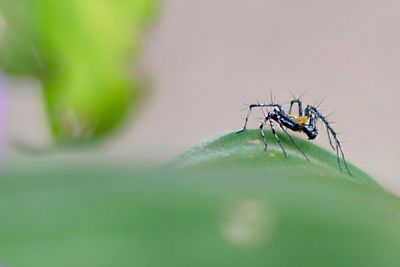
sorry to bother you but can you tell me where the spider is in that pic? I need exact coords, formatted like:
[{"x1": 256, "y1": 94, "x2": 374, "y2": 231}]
[{"x1": 237, "y1": 96, "x2": 352, "y2": 176}]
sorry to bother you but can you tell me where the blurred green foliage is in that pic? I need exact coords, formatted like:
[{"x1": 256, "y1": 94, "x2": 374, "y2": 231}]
[
  {"x1": 0, "y1": 131, "x2": 399, "y2": 266},
  {"x1": 0, "y1": 0, "x2": 159, "y2": 142}
]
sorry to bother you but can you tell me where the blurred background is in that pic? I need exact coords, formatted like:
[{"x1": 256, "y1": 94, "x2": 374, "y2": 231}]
[{"x1": 1, "y1": 0, "x2": 399, "y2": 192}]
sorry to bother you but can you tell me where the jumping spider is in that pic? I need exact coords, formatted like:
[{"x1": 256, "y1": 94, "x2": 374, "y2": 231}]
[{"x1": 237, "y1": 97, "x2": 352, "y2": 176}]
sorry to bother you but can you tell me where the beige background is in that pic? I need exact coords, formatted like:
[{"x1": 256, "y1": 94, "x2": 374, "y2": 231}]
[{"x1": 3, "y1": 0, "x2": 400, "y2": 193}]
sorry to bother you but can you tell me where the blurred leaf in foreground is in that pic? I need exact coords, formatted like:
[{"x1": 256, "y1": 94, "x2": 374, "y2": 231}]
[
  {"x1": 0, "y1": 74, "x2": 5, "y2": 158},
  {"x1": 0, "y1": 0, "x2": 159, "y2": 142},
  {"x1": 0, "y1": 165, "x2": 399, "y2": 266},
  {"x1": 0, "y1": 131, "x2": 398, "y2": 266}
]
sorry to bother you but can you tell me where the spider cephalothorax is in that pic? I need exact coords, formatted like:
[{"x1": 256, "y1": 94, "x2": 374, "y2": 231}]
[{"x1": 237, "y1": 97, "x2": 352, "y2": 176}]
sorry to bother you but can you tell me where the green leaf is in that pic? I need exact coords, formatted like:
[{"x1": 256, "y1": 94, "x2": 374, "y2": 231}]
[
  {"x1": 0, "y1": 164, "x2": 399, "y2": 266},
  {"x1": 174, "y1": 129, "x2": 378, "y2": 188},
  {"x1": 0, "y1": 130, "x2": 392, "y2": 267},
  {"x1": 0, "y1": 0, "x2": 159, "y2": 142}
]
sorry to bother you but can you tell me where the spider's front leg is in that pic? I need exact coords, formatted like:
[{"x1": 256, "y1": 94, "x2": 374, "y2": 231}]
[{"x1": 310, "y1": 107, "x2": 353, "y2": 176}]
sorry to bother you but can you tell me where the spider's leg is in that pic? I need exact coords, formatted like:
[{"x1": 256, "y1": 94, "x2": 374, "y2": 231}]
[
  {"x1": 259, "y1": 118, "x2": 269, "y2": 151},
  {"x1": 297, "y1": 98, "x2": 303, "y2": 116},
  {"x1": 335, "y1": 143, "x2": 342, "y2": 172},
  {"x1": 326, "y1": 127, "x2": 336, "y2": 151},
  {"x1": 268, "y1": 118, "x2": 288, "y2": 157},
  {"x1": 330, "y1": 129, "x2": 351, "y2": 175},
  {"x1": 288, "y1": 99, "x2": 303, "y2": 116},
  {"x1": 315, "y1": 110, "x2": 352, "y2": 176},
  {"x1": 288, "y1": 101, "x2": 294, "y2": 115},
  {"x1": 237, "y1": 104, "x2": 280, "y2": 133},
  {"x1": 277, "y1": 121, "x2": 309, "y2": 161},
  {"x1": 336, "y1": 140, "x2": 352, "y2": 176},
  {"x1": 237, "y1": 107, "x2": 252, "y2": 133}
]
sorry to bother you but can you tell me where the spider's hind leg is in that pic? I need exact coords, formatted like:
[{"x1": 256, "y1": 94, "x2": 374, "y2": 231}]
[
  {"x1": 268, "y1": 118, "x2": 288, "y2": 158},
  {"x1": 259, "y1": 119, "x2": 269, "y2": 151},
  {"x1": 237, "y1": 103, "x2": 279, "y2": 133},
  {"x1": 237, "y1": 105, "x2": 252, "y2": 133}
]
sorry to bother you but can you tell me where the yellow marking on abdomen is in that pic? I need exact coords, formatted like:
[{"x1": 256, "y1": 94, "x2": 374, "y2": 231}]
[{"x1": 294, "y1": 116, "x2": 309, "y2": 125}]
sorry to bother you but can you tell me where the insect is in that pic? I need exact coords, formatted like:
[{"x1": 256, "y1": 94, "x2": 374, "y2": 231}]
[{"x1": 237, "y1": 95, "x2": 352, "y2": 176}]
